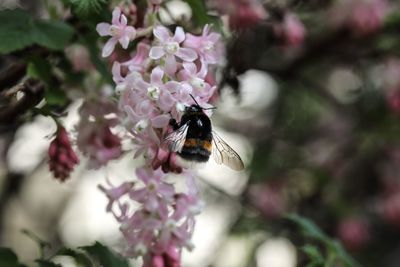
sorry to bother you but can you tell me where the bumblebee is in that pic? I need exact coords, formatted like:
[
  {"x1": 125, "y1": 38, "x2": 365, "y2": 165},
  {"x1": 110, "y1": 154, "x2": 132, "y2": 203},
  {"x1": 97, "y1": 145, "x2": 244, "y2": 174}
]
[{"x1": 163, "y1": 98, "x2": 244, "y2": 171}]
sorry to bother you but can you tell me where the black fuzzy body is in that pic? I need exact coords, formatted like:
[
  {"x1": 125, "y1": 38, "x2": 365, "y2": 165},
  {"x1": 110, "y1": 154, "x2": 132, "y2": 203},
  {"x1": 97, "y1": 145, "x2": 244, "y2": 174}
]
[{"x1": 172, "y1": 105, "x2": 213, "y2": 162}]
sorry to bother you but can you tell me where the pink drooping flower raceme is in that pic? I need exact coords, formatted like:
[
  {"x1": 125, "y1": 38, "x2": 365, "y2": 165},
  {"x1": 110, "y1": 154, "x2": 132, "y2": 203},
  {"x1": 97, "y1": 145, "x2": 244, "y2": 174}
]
[
  {"x1": 76, "y1": 99, "x2": 123, "y2": 169},
  {"x1": 48, "y1": 126, "x2": 79, "y2": 181},
  {"x1": 99, "y1": 168, "x2": 202, "y2": 263},
  {"x1": 96, "y1": 4, "x2": 224, "y2": 265}
]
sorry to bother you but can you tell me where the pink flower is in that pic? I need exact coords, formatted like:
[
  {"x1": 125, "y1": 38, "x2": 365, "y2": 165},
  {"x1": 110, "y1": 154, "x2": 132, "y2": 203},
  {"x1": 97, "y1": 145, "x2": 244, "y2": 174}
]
[
  {"x1": 99, "y1": 180, "x2": 134, "y2": 220},
  {"x1": 381, "y1": 193, "x2": 400, "y2": 226},
  {"x1": 96, "y1": 7, "x2": 137, "y2": 57},
  {"x1": 274, "y1": 13, "x2": 306, "y2": 46},
  {"x1": 150, "y1": 26, "x2": 197, "y2": 75},
  {"x1": 184, "y1": 25, "x2": 223, "y2": 65},
  {"x1": 383, "y1": 58, "x2": 400, "y2": 115},
  {"x1": 330, "y1": 0, "x2": 388, "y2": 35},
  {"x1": 152, "y1": 148, "x2": 183, "y2": 174},
  {"x1": 64, "y1": 44, "x2": 94, "y2": 72},
  {"x1": 145, "y1": 245, "x2": 180, "y2": 267},
  {"x1": 77, "y1": 123, "x2": 122, "y2": 168},
  {"x1": 211, "y1": 0, "x2": 267, "y2": 29},
  {"x1": 337, "y1": 217, "x2": 370, "y2": 251},
  {"x1": 122, "y1": 42, "x2": 151, "y2": 73},
  {"x1": 129, "y1": 167, "x2": 175, "y2": 213},
  {"x1": 178, "y1": 62, "x2": 216, "y2": 101},
  {"x1": 48, "y1": 127, "x2": 79, "y2": 181},
  {"x1": 247, "y1": 183, "x2": 286, "y2": 218}
]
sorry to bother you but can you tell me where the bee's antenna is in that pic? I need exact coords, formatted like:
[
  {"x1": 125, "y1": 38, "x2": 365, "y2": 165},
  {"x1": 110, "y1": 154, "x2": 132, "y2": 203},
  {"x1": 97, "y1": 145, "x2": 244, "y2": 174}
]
[{"x1": 189, "y1": 94, "x2": 200, "y2": 107}]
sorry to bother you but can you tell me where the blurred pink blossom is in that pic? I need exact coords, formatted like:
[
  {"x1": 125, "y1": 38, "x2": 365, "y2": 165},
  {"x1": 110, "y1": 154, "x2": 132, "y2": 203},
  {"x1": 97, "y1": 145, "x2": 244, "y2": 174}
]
[
  {"x1": 383, "y1": 58, "x2": 400, "y2": 115},
  {"x1": 96, "y1": 7, "x2": 137, "y2": 57},
  {"x1": 48, "y1": 127, "x2": 79, "y2": 181},
  {"x1": 381, "y1": 193, "x2": 400, "y2": 226},
  {"x1": 331, "y1": 0, "x2": 388, "y2": 35},
  {"x1": 77, "y1": 123, "x2": 122, "y2": 169},
  {"x1": 274, "y1": 13, "x2": 306, "y2": 46},
  {"x1": 210, "y1": 0, "x2": 267, "y2": 29},
  {"x1": 337, "y1": 217, "x2": 370, "y2": 251},
  {"x1": 247, "y1": 183, "x2": 286, "y2": 218},
  {"x1": 64, "y1": 44, "x2": 94, "y2": 72}
]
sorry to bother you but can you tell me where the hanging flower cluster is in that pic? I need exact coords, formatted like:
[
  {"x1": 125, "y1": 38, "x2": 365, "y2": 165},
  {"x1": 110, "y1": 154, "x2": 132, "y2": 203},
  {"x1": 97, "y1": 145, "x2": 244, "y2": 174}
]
[
  {"x1": 48, "y1": 126, "x2": 79, "y2": 181},
  {"x1": 94, "y1": 3, "x2": 223, "y2": 265}
]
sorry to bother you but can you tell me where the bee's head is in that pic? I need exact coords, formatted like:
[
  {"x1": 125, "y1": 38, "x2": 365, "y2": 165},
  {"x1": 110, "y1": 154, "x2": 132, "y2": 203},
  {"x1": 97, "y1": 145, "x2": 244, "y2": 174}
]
[
  {"x1": 185, "y1": 104, "x2": 203, "y2": 113},
  {"x1": 186, "y1": 94, "x2": 217, "y2": 113}
]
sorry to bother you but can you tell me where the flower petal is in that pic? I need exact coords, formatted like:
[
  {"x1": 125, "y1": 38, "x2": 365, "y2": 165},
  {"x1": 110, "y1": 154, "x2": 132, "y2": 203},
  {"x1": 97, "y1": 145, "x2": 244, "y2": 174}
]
[
  {"x1": 151, "y1": 114, "x2": 170, "y2": 128},
  {"x1": 119, "y1": 35, "x2": 130, "y2": 49},
  {"x1": 173, "y1": 26, "x2": 185, "y2": 43},
  {"x1": 149, "y1": 46, "x2": 165, "y2": 59},
  {"x1": 176, "y1": 47, "x2": 197, "y2": 62},
  {"x1": 96, "y1": 23, "x2": 111, "y2": 36},
  {"x1": 164, "y1": 54, "x2": 177, "y2": 75},
  {"x1": 102, "y1": 37, "x2": 118, "y2": 57},
  {"x1": 183, "y1": 62, "x2": 197, "y2": 76},
  {"x1": 150, "y1": 67, "x2": 164, "y2": 85},
  {"x1": 153, "y1": 26, "x2": 170, "y2": 42},
  {"x1": 112, "y1": 61, "x2": 122, "y2": 83},
  {"x1": 121, "y1": 14, "x2": 128, "y2": 26},
  {"x1": 112, "y1": 7, "x2": 121, "y2": 24}
]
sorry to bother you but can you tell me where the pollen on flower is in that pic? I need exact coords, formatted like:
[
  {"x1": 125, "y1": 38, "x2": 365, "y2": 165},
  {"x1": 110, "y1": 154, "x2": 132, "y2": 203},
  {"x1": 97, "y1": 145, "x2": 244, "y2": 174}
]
[
  {"x1": 164, "y1": 42, "x2": 179, "y2": 54},
  {"x1": 147, "y1": 85, "x2": 160, "y2": 100},
  {"x1": 190, "y1": 77, "x2": 206, "y2": 90},
  {"x1": 134, "y1": 119, "x2": 149, "y2": 132}
]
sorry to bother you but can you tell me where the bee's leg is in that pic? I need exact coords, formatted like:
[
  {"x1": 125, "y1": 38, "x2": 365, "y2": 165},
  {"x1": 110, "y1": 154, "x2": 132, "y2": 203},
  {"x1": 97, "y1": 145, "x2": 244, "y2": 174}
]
[{"x1": 169, "y1": 118, "x2": 179, "y2": 130}]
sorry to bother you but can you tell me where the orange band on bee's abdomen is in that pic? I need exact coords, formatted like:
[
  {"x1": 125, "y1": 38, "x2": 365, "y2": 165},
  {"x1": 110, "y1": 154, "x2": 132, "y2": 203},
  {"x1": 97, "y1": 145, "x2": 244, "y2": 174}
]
[{"x1": 184, "y1": 138, "x2": 212, "y2": 152}]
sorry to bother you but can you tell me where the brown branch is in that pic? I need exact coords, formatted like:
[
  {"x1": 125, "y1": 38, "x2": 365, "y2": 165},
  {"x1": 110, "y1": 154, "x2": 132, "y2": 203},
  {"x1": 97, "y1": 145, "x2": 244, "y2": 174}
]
[
  {"x1": 0, "y1": 61, "x2": 27, "y2": 91},
  {"x1": 0, "y1": 78, "x2": 45, "y2": 124}
]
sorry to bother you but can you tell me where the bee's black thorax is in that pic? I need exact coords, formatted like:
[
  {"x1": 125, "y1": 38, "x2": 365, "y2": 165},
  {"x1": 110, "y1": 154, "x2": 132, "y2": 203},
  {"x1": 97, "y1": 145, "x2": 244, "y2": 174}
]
[{"x1": 174, "y1": 105, "x2": 213, "y2": 162}]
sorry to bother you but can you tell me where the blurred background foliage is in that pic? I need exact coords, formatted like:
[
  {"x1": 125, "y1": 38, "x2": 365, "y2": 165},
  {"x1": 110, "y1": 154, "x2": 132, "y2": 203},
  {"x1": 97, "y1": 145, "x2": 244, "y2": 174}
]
[{"x1": 1, "y1": 0, "x2": 400, "y2": 267}]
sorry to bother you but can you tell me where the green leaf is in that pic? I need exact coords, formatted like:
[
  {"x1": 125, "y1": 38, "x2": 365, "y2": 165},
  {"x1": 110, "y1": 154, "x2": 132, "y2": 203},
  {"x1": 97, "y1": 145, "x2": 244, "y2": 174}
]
[
  {"x1": 56, "y1": 248, "x2": 93, "y2": 267},
  {"x1": 36, "y1": 260, "x2": 63, "y2": 267},
  {"x1": 183, "y1": 0, "x2": 217, "y2": 26},
  {"x1": 330, "y1": 241, "x2": 362, "y2": 267},
  {"x1": 33, "y1": 20, "x2": 74, "y2": 50},
  {"x1": 286, "y1": 213, "x2": 329, "y2": 242},
  {"x1": 0, "y1": 248, "x2": 27, "y2": 267},
  {"x1": 69, "y1": 0, "x2": 108, "y2": 17},
  {"x1": 301, "y1": 245, "x2": 324, "y2": 267},
  {"x1": 0, "y1": 9, "x2": 35, "y2": 54},
  {"x1": 0, "y1": 9, "x2": 74, "y2": 54},
  {"x1": 80, "y1": 242, "x2": 129, "y2": 267},
  {"x1": 26, "y1": 56, "x2": 68, "y2": 106},
  {"x1": 27, "y1": 56, "x2": 52, "y2": 84},
  {"x1": 286, "y1": 214, "x2": 362, "y2": 267}
]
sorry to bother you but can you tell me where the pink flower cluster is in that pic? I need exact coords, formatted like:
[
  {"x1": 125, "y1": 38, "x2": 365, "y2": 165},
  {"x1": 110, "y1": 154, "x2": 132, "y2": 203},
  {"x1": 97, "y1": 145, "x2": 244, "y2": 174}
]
[
  {"x1": 76, "y1": 99, "x2": 123, "y2": 169},
  {"x1": 95, "y1": 4, "x2": 224, "y2": 265},
  {"x1": 210, "y1": 0, "x2": 267, "y2": 29},
  {"x1": 48, "y1": 127, "x2": 79, "y2": 181},
  {"x1": 331, "y1": 0, "x2": 389, "y2": 35},
  {"x1": 99, "y1": 168, "x2": 203, "y2": 266},
  {"x1": 102, "y1": 14, "x2": 223, "y2": 170}
]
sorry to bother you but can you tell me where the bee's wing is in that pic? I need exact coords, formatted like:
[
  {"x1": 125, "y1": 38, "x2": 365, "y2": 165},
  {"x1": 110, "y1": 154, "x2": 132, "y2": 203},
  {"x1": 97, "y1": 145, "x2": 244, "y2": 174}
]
[
  {"x1": 212, "y1": 131, "x2": 244, "y2": 171},
  {"x1": 162, "y1": 122, "x2": 190, "y2": 153}
]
